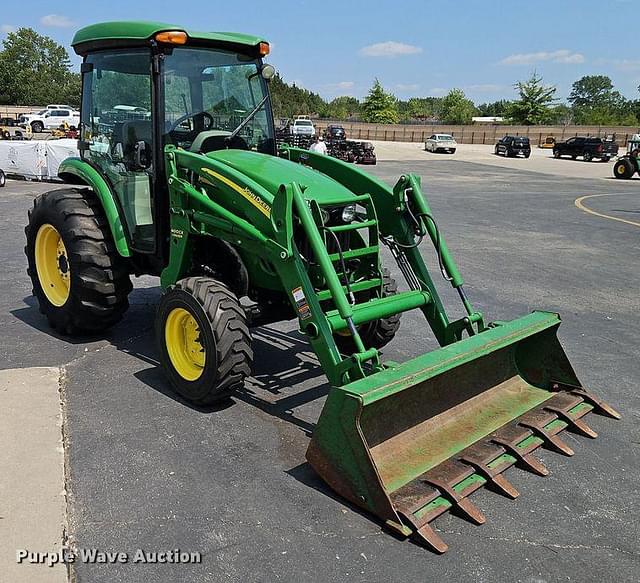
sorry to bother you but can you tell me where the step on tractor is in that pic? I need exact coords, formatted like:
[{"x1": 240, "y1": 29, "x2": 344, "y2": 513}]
[
  {"x1": 25, "y1": 21, "x2": 619, "y2": 553},
  {"x1": 614, "y1": 135, "x2": 640, "y2": 179}
]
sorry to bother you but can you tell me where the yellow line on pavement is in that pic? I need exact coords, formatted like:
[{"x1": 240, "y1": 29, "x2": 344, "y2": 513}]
[{"x1": 574, "y1": 193, "x2": 640, "y2": 228}]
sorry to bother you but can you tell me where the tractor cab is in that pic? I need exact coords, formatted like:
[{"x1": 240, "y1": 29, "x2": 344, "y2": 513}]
[{"x1": 73, "y1": 22, "x2": 275, "y2": 256}]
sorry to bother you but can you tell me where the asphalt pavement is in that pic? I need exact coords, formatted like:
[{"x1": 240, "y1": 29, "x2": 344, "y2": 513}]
[{"x1": 1, "y1": 158, "x2": 639, "y2": 583}]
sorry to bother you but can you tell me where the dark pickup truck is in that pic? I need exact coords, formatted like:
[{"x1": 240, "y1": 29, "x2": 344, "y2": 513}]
[{"x1": 553, "y1": 137, "x2": 619, "y2": 162}]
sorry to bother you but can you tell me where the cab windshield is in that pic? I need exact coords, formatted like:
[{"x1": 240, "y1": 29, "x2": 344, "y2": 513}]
[{"x1": 162, "y1": 47, "x2": 275, "y2": 154}]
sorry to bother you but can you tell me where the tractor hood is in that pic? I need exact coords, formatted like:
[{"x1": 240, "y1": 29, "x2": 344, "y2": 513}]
[{"x1": 206, "y1": 149, "x2": 356, "y2": 203}]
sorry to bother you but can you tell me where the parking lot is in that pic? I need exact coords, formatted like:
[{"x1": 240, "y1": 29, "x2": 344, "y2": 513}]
[{"x1": 2, "y1": 153, "x2": 639, "y2": 582}]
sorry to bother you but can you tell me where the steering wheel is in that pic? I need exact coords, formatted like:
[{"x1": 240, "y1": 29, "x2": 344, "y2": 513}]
[{"x1": 167, "y1": 111, "x2": 214, "y2": 134}]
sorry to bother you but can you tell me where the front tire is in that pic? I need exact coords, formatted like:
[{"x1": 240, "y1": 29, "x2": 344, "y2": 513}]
[
  {"x1": 25, "y1": 188, "x2": 132, "y2": 334},
  {"x1": 583, "y1": 152, "x2": 593, "y2": 162},
  {"x1": 0, "y1": 169, "x2": 5, "y2": 187},
  {"x1": 334, "y1": 269, "x2": 401, "y2": 353},
  {"x1": 156, "y1": 277, "x2": 253, "y2": 405},
  {"x1": 614, "y1": 158, "x2": 635, "y2": 179},
  {"x1": 31, "y1": 121, "x2": 44, "y2": 133}
]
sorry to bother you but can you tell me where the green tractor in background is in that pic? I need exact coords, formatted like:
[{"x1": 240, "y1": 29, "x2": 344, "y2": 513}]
[
  {"x1": 614, "y1": 134, "x2": 640, "y2": 179},
  {"x1": 24, "y1": 22, "x2": 619, "y2": 553}
]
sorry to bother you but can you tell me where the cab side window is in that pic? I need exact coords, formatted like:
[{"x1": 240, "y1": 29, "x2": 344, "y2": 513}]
[{"x1": 81, "y1": 49, "x2": 155, "y2": 252}]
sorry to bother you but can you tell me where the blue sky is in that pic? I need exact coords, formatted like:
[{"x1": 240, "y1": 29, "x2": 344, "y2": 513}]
[{"x1": 1, "y1": 0, "x2": 638, "y2": 104}]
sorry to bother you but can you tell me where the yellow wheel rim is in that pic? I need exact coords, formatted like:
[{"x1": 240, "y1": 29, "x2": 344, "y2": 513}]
[
  {"x1": 617, "y1": 164, "x2": 625, "y2": 175},
  {"x1": 165, "y1": 307, "x2": 206, "y2": 381},
  {"x1": 34, "y1": 223, "x2": 71, "y2": 307}
]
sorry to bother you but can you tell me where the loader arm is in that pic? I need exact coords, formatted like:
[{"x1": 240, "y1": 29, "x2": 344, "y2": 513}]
[{"x1": 164, "y1": 144, "x2": 619, "y2": 554}]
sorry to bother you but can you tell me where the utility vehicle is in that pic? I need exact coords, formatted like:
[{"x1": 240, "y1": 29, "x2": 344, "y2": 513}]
[{"x1": 24, "y1": 21, "x2": 618, "y2": 553}]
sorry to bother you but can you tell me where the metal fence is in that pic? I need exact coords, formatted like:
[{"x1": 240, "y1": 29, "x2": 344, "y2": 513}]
[{"x1": 314, "y1": 120, "x2": 640, "y2": 147}]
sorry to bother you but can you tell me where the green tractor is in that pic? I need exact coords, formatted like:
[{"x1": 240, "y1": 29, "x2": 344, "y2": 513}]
[
  {"x1": 25, "y1": 22, "x2": 619, "y2": 553},
  {"x1": 613, "y1": 135, "x2": 640, "y2": 179}
]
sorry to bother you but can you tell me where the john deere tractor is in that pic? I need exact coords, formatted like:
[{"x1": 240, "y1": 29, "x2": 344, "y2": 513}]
[
  {"x1": 25, "y1": 22, "x2": 619, "y2": 553},
  {"x1": 613, "y1": 134, "x2": 640, "y2": 179}
]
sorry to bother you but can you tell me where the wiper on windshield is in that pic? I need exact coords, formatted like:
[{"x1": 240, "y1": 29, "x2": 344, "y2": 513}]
[{"x1": 226, "y1": 95, "x2": 269, "y2": 143}]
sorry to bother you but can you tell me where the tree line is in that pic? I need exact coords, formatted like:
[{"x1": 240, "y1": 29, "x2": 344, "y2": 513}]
[
  {"x1": 1, "y1": 27, "x2": 638, "y2": 127},
  {"x1": 299, "y1": 74, "x2": 640, "y2": 126}
]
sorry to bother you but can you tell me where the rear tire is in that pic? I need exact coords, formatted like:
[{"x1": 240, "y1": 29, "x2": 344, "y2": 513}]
[
  {"x1": 614, "y1": 158, "x2": 635, "y2": 179},
  {"x1": 583, "y1": 152, "x2": 593, "y2": 162},
  {"x1": 156, "y1": 277, "x2": 253, "y2": 405},
  {"x1": 0, "y1": 169, "x2": 5, "y2": 187},
  {"x1": 25, "y1": 188, "x2": 132, "y2": 334},
  {"x1": 334, "y1": 269, "x2": 401, "y2": 353}
]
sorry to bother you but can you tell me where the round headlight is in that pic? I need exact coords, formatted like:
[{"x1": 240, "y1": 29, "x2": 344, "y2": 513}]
[{"x1": 341, "y1": 204, "x2": 356, "y2": 223}]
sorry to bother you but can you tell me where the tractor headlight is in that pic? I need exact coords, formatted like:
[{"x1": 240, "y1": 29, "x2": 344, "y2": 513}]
[{"x1": 341, "y1": 204, "x2": 356, "y2": 223}]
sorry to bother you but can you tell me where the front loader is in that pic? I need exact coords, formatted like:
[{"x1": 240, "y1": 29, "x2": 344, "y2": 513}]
[{"x1": 24, "y1": 21, "x2": 619, "y2": 553}]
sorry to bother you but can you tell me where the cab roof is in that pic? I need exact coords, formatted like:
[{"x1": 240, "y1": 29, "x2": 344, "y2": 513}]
[{"x1": 72, "y1": 21, "x2": 266, "y2": 56}]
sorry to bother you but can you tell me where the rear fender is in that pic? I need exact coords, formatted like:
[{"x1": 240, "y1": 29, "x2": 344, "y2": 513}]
[{"x1": 58, "y1": 158, "x2": 131, "y2": 257}]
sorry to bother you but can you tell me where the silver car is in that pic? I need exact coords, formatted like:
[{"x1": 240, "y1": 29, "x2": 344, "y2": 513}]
[{"x1": 425, "y1": 134, "x2": 457, "y2": 154}]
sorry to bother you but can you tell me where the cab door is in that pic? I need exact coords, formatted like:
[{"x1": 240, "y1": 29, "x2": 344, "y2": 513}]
[{"x1": 80, "y1": 49, "x2": 156, "y2": 253}]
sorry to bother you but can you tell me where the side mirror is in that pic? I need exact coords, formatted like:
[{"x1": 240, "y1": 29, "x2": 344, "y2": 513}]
[{"x1": 134, "y1": 141, "x2": 151, "y2": 170}]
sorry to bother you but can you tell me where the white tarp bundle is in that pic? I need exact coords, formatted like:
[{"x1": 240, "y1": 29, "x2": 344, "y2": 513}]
[
  {"x1": 0, "y1": 138, "x2": 80, "y2": 179},
  {"x1": 45, "y1": 139, "x2": 80, "y2": 178},
  {"x1": 0, "y1": 140, "x2": 46, "y2": 178}
]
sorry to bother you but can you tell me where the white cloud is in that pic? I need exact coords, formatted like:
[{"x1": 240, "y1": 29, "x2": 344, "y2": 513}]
[
  {"x1": 395, "y1": 83, "x2": 420, "y2": 92},
  {"x1": 501, "y1": 49, "x2": 585, "y2": 66},
  {"x1": 359, "y1": 41, "x2": 422, "y2": 58},
  {"x1": 428, "y1": 87, "x2": 448, "y2": 96},
  {"x1": 614, "y1": 60, "x2": 640, "y2": 71},
  {"x1": 1, "y1": 24, "x2": 15, "y2": 34},
  {"x1": 464, "y1": 83, "x2": 506, "y2": 93},
  {"x1": 40, "y1": 14, "x2": 75, "y2": 28},
  {"x1": 324, "y1": 81, "x2": 355, "y2": 91}
]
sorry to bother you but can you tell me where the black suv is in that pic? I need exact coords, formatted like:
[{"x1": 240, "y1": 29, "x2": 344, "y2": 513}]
[
  {"x1": 495, "y1": 136, "x2": 531, "y2": 158},
  {"x1": 324, "y1": 124, "x2": 346, "y2": 140},
  {"x1": 553, "y1": 137, "x2": 619, "y2": 162}
]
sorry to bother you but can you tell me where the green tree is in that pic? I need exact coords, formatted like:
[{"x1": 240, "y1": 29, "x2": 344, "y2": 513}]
[
  {"x1": 508, "y1": 73, "x2": 557, "y2": 125},
  {"x1": 324, "y1": 96, "x2": 360, "y2": 120},
  {"x1": 361, "y1": 79, "x2": 399, "y2": 124},
  {"x1": 0, "y1": 28, "x2": 80, "y2": 106},
  {"x1": 405, "y1": 97, "x2": 441, "y2": 121},
  {"x1": 547, "y1": 104, "x2": 573, "y2": 125},
  {"x1": 438, "y1": 89, "x2": 477, "y2": 124},
  {"x1": 477, "y1": 100, "x2": 512, "y2": 117},
  {"x1": 269, "y1": 73, "x2": 326, "y2": 119},
  {"x1": 568, "y1": 75, "x2": 631, "y2": 124}
]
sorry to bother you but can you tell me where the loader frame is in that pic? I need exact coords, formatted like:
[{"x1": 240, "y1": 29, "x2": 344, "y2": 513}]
[{"x1": 162, "y1": 144, "x2": 484, "y2": 386}]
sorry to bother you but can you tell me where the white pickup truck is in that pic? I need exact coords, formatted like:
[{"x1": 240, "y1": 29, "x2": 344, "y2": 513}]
[
  {"x1": 19, "y1": 107, "x2": 80, "y2": 133},
  {"x1": 289, "y1": 117, "x2": 316, "y2": 137}
]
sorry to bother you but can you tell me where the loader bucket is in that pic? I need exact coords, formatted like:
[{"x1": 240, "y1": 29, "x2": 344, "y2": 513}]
[{"x1": 306, "y1": 311, "x2": 619, "y2": 553}]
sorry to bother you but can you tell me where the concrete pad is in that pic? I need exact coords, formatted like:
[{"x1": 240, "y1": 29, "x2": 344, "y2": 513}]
[
  {"x1": 372, "y1": 140, "x2": 627, "y2": 180},
  {"x1": 0, "y1": 367, "x2": 68, "y2": 583}
]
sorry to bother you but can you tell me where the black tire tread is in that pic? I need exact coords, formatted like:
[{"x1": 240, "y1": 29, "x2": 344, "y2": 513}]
[
  {"x1": 24, "y1": 187, "x2": 132, "y2": 334},
  {"x1": 162, "y1": 277, "x2": 253, "y2": 404}
]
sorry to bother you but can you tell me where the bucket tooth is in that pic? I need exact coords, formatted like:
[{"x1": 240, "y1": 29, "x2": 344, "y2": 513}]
[
  {"x1": 518, "y1": 409, "x2": 575, "y2": 456},
  {"x1": 421, "y1": 461, "x2": 486, "y2": 525},
  {"x1": 561, "y1": 383, "x2": 621, "y2": 420},
  {"x1": 460, "y1": 442, "x2": 519, "y2": 499},
  {"x1": 414, "y1": 523, "x2": 448, "y2": 554},
  {"x1": 544, "y1": 404, "x2": 598, "y2": 438},
  {"x1": 490, "y1": 426, "x2": 549, "y2": 477}
]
